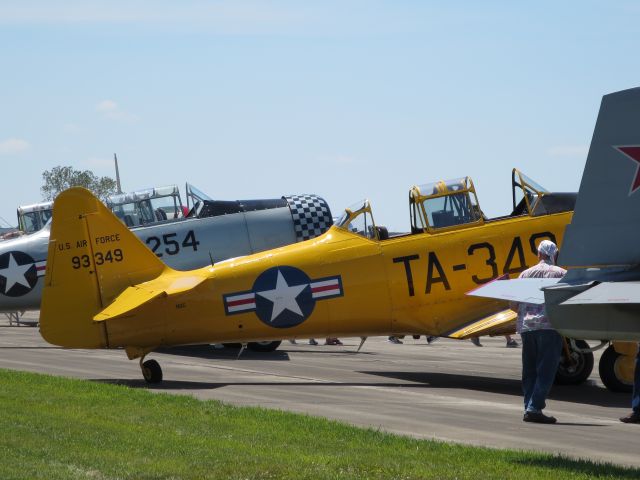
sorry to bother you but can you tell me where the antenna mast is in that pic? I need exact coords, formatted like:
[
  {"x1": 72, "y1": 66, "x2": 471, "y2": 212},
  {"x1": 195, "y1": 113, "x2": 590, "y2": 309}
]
[{"x1": 114, "y1": 153, "x2": 122, "y2": 194}]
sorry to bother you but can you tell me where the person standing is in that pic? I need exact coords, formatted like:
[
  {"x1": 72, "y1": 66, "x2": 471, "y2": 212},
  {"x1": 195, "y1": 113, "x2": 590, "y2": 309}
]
[
  {"x1": 516, "y1": 240, "x2": 566, "y2": 424},
  {"x1": 619, "y1": 345, "x2": 640, "y2": 424}
]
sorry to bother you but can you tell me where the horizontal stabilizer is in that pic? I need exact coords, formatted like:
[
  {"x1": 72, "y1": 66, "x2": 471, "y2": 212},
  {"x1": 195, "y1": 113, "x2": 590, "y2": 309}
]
[
  {"x1": 94, "y1": 274, "x2": 207, "y2": 322},
  {"x1": 447, "y1": 309, "x2": 517, "y2": 339},
  {"x1": 94, "y1": 286, "x2": 164, "y2": 321},
  {"x1": 560, "y1": 281, "x2": 640, "y2": 305},
  {"x1": 466, "y1": 278, "x2": 559, "y2": 304}
]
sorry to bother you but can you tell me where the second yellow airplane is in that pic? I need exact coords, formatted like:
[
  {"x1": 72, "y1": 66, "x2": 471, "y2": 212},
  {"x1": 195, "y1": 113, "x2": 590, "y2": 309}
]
[{"x1": 40, "y1": 169, "x2": 577, "y2": 383}]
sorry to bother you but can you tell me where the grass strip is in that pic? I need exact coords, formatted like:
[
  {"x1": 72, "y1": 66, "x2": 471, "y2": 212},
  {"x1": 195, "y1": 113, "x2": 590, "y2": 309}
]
[{"x1": 0, "y1": 368, "x2": 636, "y2": 480}]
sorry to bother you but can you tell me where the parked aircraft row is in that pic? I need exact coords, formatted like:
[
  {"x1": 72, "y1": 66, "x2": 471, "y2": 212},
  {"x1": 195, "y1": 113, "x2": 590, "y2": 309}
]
[
  {"x1": 8, "y1": 87, "x2": 639, "y2": 392},
  {"x1": 0, "y1": 183, "x2": 333, "y2": 350}
]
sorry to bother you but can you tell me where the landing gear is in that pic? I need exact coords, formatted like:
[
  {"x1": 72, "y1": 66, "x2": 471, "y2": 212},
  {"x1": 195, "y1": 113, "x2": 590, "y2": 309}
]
[
  {"x1": 554, "y1": 339, "x2": 594, "y2": 385},
  {"x1": 599, "y1": 344, "x2": 634, "y2": 393},
  {"x1": 140, "y1": 358, "x2": 163, "y2": 384}
]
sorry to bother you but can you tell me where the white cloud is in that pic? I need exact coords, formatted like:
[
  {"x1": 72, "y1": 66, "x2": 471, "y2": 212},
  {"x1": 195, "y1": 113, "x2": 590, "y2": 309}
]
[
  {"x1": 0, "y1": 138, "x2": 30, "y2": 155},
  {"x1": 96, "y1": 99, "x2": 138, "y2": 122},
  {"x1": 96, "y1": 99, "x2": 118, "y2": 113},
  {"x1": 547, "y1": 145, "x2": 589, "y2": 158}
]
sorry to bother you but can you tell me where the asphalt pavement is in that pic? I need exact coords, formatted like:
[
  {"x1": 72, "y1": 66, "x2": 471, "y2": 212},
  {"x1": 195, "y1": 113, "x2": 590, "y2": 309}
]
[{"x1": 1, "y1": 312, "x2": 638, "y2": 468}]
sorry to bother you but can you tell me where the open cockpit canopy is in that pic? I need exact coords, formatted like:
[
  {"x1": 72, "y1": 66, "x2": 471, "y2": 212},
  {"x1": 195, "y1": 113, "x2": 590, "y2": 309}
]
[
  {"x1": 408, "y1": 170, "x2": 576, "y2": 234},
  {"x1": 184, "y1": 183, "x2": 292, "y2": 219},
  {"x1": 409, "y1": 177, "x2": 482, "y2": 233},
  {"x1": 107, "y1": 184, "x2": 184, "y2": 227},
  {"x1": 335, "y1": 200, "x2": 385, "y2": 240},
  {"x1": 511, "y1": 169, "x2": 548, "y2": 215},
  {"x1": 333, "y1": 169, "x2": 577, "y2": 241},
  {"x1": 511, "y1": 169, "x2": 576, "y2": 217},
  {"x1": 17, "y1": 201, "x2": 54, "y2": 234}
]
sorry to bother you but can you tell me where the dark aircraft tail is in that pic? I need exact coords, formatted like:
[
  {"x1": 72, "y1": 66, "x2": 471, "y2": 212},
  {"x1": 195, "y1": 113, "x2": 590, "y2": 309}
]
[{"x1": 560, "y1": 87, "x2": 640, "y2": 267}]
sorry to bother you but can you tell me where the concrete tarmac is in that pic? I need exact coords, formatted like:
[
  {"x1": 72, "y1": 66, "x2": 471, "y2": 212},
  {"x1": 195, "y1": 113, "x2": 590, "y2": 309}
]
[{"x1": 1, "y1": 312, "x2": 638, "y2": 468}]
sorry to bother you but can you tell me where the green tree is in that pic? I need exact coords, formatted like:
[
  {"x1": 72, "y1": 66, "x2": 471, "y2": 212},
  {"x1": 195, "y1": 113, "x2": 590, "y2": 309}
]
[{"x1": 41, "y1": 166, "x2": 117, "y2": 202}]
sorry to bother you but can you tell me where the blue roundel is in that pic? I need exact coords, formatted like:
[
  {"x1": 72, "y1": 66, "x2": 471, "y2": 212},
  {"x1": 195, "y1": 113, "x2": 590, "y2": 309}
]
[
  {"x1": 252, "y1": 266, "x2": 315, "y2": 328},
  {"x1": 0, "y1": 251, "x2": 38, "y2": 297}
]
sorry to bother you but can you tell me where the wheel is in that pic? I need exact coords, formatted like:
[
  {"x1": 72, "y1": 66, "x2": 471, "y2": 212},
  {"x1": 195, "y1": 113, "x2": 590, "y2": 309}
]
[
  {"x1": 141, "y1": 359, "x2": 163, "y2": 384},
  {"x1": 554, "y1": 339, "x2": 594, "y2": 385},
  {"x1": 599, "y1": 345, "x2": 633, "y2": 392},
  {"x1": 247, "y1": 340, "x2": 282, "y2": 352}
]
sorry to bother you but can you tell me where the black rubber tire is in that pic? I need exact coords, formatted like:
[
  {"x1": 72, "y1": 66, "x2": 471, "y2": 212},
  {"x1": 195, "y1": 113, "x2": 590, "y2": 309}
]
[
  {"x1": 142, "y1": 359, "x2": 163, "y2": 384},
  {"x1": 554, "y1": 339, "x2": 594, "y2": 385},
  {"x1": 599, "y1": 345, "x2": 633, "y2": 393},
  {"x1": 247, "y1": 341, "x2": 282, "y2": 353}
]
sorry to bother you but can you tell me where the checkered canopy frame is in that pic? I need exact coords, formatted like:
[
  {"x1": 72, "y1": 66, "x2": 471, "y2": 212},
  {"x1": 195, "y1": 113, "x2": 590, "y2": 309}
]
[{"x1": 283, "y1": 194, "x2": 333, "y2": 242}]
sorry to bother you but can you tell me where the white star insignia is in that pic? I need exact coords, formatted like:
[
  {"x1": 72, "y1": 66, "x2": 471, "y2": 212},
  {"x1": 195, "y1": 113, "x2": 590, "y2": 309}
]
[
  {"x1": 0, "y1": 253, "x2": 33, "y2": 293},
  {"x1": 256, "y1": 270, "x2": 308, "y2": 322}
]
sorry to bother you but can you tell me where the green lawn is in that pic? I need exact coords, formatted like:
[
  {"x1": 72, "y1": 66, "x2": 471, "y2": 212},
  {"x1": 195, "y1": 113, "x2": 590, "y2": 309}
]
[{"x1": 0, "y1": 368, "x2": 636, "y2": 480}]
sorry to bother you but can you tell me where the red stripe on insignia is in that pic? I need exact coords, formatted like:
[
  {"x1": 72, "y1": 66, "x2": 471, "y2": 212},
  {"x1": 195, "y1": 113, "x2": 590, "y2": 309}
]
[
  {"x1": 311, "y1": 284, "x2": 338, "y2": 293},
  {"x1": 227, "y1": 297, "x2": 255, "y2": 307}
]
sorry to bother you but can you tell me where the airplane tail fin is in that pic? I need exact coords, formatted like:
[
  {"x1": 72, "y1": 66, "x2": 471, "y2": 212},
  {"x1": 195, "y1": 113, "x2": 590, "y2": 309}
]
[
  {"x1": 40, "y1": 187, "x2": 166, "y2": 348},
  {"x1": 559, "y1": 87, "x2": 640, "y2": 267}
]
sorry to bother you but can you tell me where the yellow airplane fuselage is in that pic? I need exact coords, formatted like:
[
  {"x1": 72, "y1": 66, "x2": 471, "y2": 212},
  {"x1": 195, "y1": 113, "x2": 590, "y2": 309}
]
[{"x1": 40, "y1": 188, "x2": 572, "y2": 357}]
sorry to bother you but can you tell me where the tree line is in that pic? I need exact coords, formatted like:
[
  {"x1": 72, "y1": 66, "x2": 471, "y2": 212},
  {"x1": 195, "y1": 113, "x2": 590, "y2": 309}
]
[{"x1": 41, "y1": 166, "x2": 116, "y2": 202}]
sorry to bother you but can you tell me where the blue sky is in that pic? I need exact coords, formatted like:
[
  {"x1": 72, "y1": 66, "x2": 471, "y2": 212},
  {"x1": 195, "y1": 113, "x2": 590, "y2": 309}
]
[{"x1": 1, "y1": 1, "x2": 639, "y2": 231}]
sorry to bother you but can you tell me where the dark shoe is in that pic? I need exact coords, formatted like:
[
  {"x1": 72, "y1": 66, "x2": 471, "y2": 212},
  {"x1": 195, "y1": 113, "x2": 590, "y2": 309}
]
[
  {"x1": 388, "y1": 336, "x2": 403, "y2": 344},
  {"x1": 426, "y1": 336, "x2": 438, "y2": 344},
  {"x1": 470, "y1": 337, "x2": 483, "y2": 347},
  {"x1": 523, "y1": 411, "x2": 557, "y2": 424},
  {"x1": 506, "y1": 339, "x2": 519, "y2": 348},
  {"x1": 308, "y1": 338, "x2": 318, "y2": 346},
  {"x1": 620, "y1": 412, "x2": 640, "y2": 423}
]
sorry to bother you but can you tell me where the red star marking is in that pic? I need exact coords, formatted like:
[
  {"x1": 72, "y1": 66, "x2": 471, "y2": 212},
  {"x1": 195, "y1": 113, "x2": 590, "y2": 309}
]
[{"x1": 616, "y1": 146, "x2": 640, "y2": 195}]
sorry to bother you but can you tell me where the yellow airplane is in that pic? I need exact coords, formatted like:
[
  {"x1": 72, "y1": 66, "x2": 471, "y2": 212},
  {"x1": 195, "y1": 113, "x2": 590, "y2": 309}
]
[{"x1": 40, "y1": 169, "x2": 583, "y2": 384}]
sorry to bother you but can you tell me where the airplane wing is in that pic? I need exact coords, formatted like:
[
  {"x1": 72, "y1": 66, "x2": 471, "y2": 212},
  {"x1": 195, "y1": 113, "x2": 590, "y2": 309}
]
[
  {"x1": 466, "y1": 278, "x2": 560, "y2": 304},
  {"x1": 560, "y1": 281, "x2": 640, "y2": 305},
  {"x1": 446, "y1": 309, "x2": 517, "y2": 339},
  {"x1": 94, "y1": 274, "x2": 207, "y2": 322}
]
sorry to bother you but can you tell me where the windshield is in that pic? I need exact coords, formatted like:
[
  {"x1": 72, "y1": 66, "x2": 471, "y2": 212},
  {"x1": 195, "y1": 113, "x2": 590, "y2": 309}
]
[
  {"x1": 410, "y1": 176, "x2": 481, "y2": 231},
  {"x1": 335, "y1": 200, "x2": 376, "y2": 239},
  {"x1": 108, "y1": 185, "x2": 183, "y2": 225},
  {"x1": 335, "y1": 200, "x2": 368, "y2": 228},
  {"x1": 18, "y1": 207, "x2": 52, "y2": 234},
  {"x1": 518, "y1": 172, "x2": 549, "y2": 194},
  {"x1": 423, "y1": 192, "x2": 477, "y2": 227},
  {"x1": 186, "y1": 183, "x2": 213, "y2": 209},
  {"x1": 512, "y1": 170, "x2": 549, "y2": 214}
]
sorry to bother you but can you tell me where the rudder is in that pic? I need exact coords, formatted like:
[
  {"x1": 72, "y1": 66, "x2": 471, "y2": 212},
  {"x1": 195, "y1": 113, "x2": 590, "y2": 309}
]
[
  {"x1": 40, "y1": 187, "x2": 166, "y2": 347},
  {"x1": 559, "y1": 87, "x2": 640, "y2": 267}
]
